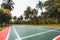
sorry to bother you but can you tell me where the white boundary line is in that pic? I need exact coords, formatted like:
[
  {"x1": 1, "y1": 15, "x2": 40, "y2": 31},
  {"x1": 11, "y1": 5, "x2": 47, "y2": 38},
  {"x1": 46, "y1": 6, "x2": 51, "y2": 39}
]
[
  {"x1": 6, "y1": 27, "x2": 11, "y2": 40},
  {"x1": 13, "y1": 27, "x2": 21, "y2": 40},
  {"x1": 21, "y1": 29, "x2": 59, "y2": 39},
  {"x1": 53, "y1": 35, "x2": 60, "y2": 40}
]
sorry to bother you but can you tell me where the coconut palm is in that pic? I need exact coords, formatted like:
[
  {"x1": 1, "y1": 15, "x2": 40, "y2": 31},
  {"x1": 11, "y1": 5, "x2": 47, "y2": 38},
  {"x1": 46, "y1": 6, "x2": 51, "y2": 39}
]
[
  {"x1": 36, "y1": 1, "x2": 44, "y2": 10},
  {"x1": 1, "y1": 0, "x2": 14, "y2": 11},
  {"x1": 36, "y1": 1, "x2": 44, "y2": 17},
  {"x1": 24, "y1": 6, "x2": 31, "y2": 19},
  {"x1": 44, "y1": 0, "x2": 60, "y2": 19},
  {"x1": 13, "y1": 16, "x2": 17, "y2": 21}
]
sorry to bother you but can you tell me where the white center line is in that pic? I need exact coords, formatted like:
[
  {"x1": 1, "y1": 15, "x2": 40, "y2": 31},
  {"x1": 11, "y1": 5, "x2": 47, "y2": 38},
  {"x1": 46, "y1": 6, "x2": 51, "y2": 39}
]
[
  {"x1": 13, "y1": 27, "x2": 21, "y2": 40},
  {"x1": 21, "y1": 29, "x2": 59, "y2": 39},
  {"x1": 6, "y1": 27, "x2": 11, "y2": 40}
]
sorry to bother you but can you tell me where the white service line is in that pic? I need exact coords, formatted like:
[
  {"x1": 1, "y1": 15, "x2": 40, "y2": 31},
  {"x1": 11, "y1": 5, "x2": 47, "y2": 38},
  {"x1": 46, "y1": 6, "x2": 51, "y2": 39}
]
[
  {"x1": 6, "y1": 27, "x2": 11, "y2": 40},
  {"x1": 13, "y1": 27, "x2": 21, "y2": 40},
  {"x1": 21, "y1": 29, "x2": 59, "y2": 39}
]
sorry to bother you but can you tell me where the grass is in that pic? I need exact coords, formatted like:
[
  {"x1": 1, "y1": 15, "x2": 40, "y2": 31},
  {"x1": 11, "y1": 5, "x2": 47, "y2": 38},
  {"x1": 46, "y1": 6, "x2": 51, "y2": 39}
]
[
  {"x1": 0, "y1": 25, "x2": 10, "y2": 31},
  {"x1": 38, "y1": 24, "x2": 60, "y2": 28},
  {"x1": 0, "y1": 24, "x2": 60, "y2": 31},
  {"x1": 0, "y1": 27, "x2": 5, "y2": 31},
  {"x1": 12, "y1": 24, "x2": 60, "y2": 28},
  {"x1": 28, "y1": 24, "x2": 60, "y2": 28}
]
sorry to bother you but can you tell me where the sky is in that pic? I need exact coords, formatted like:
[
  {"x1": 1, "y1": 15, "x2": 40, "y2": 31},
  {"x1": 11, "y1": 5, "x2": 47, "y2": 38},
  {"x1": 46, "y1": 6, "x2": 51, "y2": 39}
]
[{"x1": 0, "y1": 0, "x2": 47, "y2": 17}]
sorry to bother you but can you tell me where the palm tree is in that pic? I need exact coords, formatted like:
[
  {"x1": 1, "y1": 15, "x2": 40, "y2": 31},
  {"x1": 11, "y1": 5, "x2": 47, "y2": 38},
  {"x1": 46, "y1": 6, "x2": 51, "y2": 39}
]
[
  {"x1": 18, "y1": 15, "x2": 23, "y2": 21},
  {"x1": 36, "y1": 1, "x2": 44, "y2": 17},
  {"x1": 0, "y1": 8, "x2": 12, "y2": 26},
  {"x1": 36, "y1": 1, "x2": 43, "y2": 10},
  {"x1": 0, "y1": 0, "x2": 14, "y2": 25},
  {"x1": 13, "y1": 16, "x2": 17, "y2": 21},
  {"x1": 1, "y1": 0, "x2": 14, "y2": 11},
  {"x1": 31, "y1": 9, "x2": 38, "y2": 15},
  {"x1": 24, "y1": 6, "x2": 31, "y2": 19},
  {"x1": 44, "y1": 0, "x2": 60, "y2": 19}
]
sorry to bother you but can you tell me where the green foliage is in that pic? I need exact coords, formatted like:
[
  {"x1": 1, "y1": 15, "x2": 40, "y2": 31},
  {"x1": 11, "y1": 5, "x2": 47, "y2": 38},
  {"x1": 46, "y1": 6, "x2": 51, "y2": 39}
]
[
  {"x1": 44, "y1": 0, "x2": 60, "y2": 18},
  {"x1": 13, "y1": 16, "x2": 17, "y2": 21},
  {"x1": 0, "y1": 8, "x2": 11, "y2": 26},
  {"x1": 24, "y1": 6, "x2": 31, "y2": 19},
  {"x1": 1, "y1": 0, "x2": 14, "y2": 11},
  {"x1": 17, "y1": 15, "x2": 23, "y2": 21},
  {"x1": 0, "y1": 0, "x2": 14, "y2": 26},
  {"x1": 36, "y1": 1, "x2": 44, "y2": 10}
]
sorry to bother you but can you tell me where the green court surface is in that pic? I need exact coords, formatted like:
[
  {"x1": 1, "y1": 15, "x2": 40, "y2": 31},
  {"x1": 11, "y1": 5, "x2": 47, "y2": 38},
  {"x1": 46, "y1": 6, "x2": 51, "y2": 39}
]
[{"x1": 7, "y1": 25, "x2": 60, "y2": 40}]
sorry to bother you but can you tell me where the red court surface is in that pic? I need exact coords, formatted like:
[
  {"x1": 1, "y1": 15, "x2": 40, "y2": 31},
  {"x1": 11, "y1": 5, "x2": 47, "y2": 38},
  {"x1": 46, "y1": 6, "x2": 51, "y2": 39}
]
[
  {"x1": 0, "y1": 27, "x2": 10, "y2": 40},
  {"x1": 56, "y1": 37, "x2": 60, "y2": 40}
]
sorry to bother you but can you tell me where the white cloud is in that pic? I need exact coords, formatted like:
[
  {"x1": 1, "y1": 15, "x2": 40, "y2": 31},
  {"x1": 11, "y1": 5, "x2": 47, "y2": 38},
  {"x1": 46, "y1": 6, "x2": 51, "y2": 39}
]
[
  {"x1": 0, "y1": 0, "x2": 2, "y2": 7},
  {"x1": 12, "y1": 0, "x2": 38, "y2": 17}
]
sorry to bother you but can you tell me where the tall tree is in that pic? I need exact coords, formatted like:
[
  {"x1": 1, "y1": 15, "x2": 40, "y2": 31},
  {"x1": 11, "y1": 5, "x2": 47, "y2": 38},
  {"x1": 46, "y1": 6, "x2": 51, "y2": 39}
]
[
  {"x1": 3, "y1": 13, "x2": 11, "y2": 25},
  {"x1": 31, "y1": 9, "x2": 38, "y2": 15},
  {"x1": 13, "y1": 16, "x2": 17, "y2": 21},
  {"x1": 0, "y1": 0, "x2": 14, "y2": 26},
  {"x1": 36, "y1": 1, "x2": 44, "y2": 10},
  {"x1": 24, "y1": 6, "x2": 31, "y2": 19},
  {"x1": 44, "y1": 0, "x2": 60, "y2": 23},
  {"x1": 0, "y1": 8, "x2": 12, "y2": 26},
  {"x1": 1, "y1": 0, "x2": 14, "y2": 11},
  {"x1": 29, "y1": 9, "x2": 38, "y2": 23},
  {"x1": 36, "y1": 1, "x2": 44, "y2": 17},
  {"x1": 17, "y1": 15, "x2": 23, "y2": 21}
]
